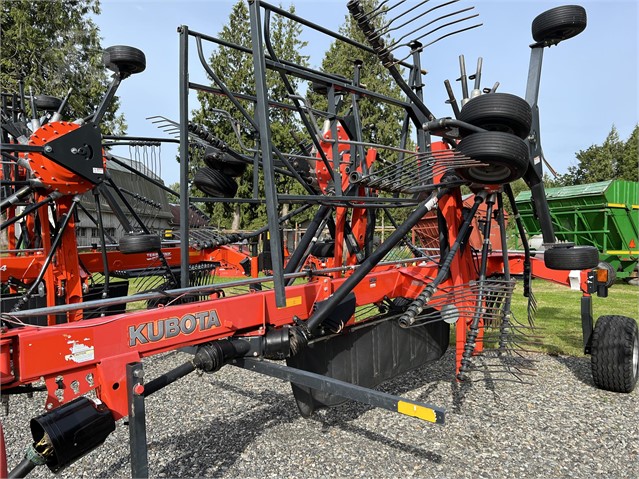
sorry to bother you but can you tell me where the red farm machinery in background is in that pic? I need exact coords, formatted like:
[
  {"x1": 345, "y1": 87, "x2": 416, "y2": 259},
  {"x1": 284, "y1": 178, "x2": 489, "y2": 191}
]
[{"x1": 1, "y1": 2, "x2": 637, "y2": 477}]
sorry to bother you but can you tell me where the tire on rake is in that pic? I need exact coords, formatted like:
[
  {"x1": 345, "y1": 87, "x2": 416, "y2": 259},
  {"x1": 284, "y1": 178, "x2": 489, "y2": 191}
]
[
  {"x1": 591, "y1": 315, "x2": 639, "y2": 393},
  {"x1": 455, "y1": 131, "x2": 529, "y2": 184},
  {"x1": 34, "y1": 95, "x2": 63, "y2": 112},
  {"x1": 532, "y1": 5, "x2": 587, "y2": 44},
  {"x1": 203, "y1": 146, "x2": 247, "y2": 177},
  {"x1": 543, "y1": 244, "x2": 599, "y2": 270},
  {"x1": 459, "y1": 93, "x2": 533, "y2": 139},
  {"x1": 193, "y1": 167, "x2": 238, "y2": 198},
  {"x1": 119, "y1": 233, "x2": 162, "y2": 254},
  {"x1": 102, "y1": 45, "x2": 147, "y2": 76}
]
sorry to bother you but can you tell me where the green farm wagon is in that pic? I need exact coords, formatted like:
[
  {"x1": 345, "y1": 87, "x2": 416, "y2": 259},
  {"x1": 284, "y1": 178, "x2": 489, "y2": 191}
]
[{"x1": 515, "y1": 180, "x2": 639, "y2": 281}]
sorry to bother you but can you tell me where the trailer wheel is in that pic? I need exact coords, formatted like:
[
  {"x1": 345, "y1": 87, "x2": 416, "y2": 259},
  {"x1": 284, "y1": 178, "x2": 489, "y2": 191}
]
[
  {"x1": 532, "y1": 5, "x2": 587, "y2": 44},
  {"x1": 203, "y1": 146, "x2": 247, "y2": 177},
  {"x1": 543, "y1": 245, "x2": 598, "y2": 270},
  {"x1": 455, "y1": 131, "x2": 529, "y2": 184},
  {"x1": 458, "y1": 93, "x2": 532, "y2": 139},
  {"x1": 119, "y1": 233, "x2": 161, "y2": 254},
  {"x1": 193, "y1": 167, "x2": 238, "y2": 198},
  {"x1": 102, "y1": 45, "x2": 146, "y2": 76},
  {"x1": 591, "y1": 315, "x2": 639, "y2": 393},
  {"x1": 34, "y1": 95, "x2": 63, "y2": 112}
]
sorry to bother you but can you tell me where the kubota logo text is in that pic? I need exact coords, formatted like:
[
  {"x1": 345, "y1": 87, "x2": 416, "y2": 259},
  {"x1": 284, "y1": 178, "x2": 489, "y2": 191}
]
[{"x1": 128, "y1": 310, "x2": 220, "y2": 347}]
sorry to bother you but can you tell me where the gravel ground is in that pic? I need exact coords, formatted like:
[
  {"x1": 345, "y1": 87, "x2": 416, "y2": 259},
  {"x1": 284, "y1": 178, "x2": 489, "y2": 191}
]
[{"x1": 3, "y1": 349, "x2": 638, "y2": 478}]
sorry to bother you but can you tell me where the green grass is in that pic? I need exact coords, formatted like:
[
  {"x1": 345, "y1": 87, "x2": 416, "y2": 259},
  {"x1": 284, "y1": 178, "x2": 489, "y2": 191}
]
[{"x1": 509, "y1": 279, "x2": 639, "y2": 356}]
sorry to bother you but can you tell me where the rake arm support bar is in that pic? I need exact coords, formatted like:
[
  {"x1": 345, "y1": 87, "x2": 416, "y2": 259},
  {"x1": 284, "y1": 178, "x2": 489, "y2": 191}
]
[
  {"x1": 249, "y1": 0, "x2": 285, "y2": 306},
  {"x1": 232, "y1": 358, "x2": 445, "y2": 424}
]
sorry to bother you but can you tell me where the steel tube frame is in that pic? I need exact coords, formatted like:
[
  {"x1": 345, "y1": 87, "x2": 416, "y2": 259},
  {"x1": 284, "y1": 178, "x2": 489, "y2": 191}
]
[
  {"x1": 126, "y1": 362, "x2": 149, "y2": 478},
  {"x1": 248, "y1": 0, "x2": 286, "y2": 306},
  {"x1": 523, "y1": 45, "x2": 557, "y2": 245},
  {"x1": 178, "y1": 25, "x2": 190, "y2": 288}
]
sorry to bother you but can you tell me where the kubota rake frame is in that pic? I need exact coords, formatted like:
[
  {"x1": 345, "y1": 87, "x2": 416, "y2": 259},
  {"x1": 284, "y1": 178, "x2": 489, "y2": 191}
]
[{"x1": 2, "y1": 2, "x2": 625, "y2": 478}]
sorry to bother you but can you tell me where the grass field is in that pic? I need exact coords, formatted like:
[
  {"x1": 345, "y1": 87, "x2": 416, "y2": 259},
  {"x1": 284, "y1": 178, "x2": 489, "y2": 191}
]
[{"x1": 509, "y1": 279, "x2": 639, "y2": 356}]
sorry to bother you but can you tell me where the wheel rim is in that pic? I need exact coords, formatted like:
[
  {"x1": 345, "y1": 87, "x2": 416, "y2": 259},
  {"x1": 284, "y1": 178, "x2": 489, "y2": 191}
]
[{"x1": 465, "y1": 164, "x2": 512, "y2": 183}]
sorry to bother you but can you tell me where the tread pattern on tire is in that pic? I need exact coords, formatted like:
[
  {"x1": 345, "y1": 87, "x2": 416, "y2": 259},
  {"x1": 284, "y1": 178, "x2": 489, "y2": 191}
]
[
  {"x1": 119, "y1": 233, "x2": 161, "y2": 254},
  {"x1": 455, "y1": 131, "x2": 529, "y2": 184},
  {"x1": 203, "y1": 147, "x2": 247, "y2": 177},
  {"x1": 34, "y1": 95, "x2": 63, "y2": 111},
  {"x1": 532, "y1": 5, "x2": 587, "y2": 43},
  {"x1": 459, "y1": 93, "x2": 532, "y2": 139},
  {"x1": 103, "y1": 45, "x2": 146, "y2": 75},
  {"x1": 193, "y1": 167, "x2": 238, "y2": 198},
  {"x1": 591, "y1": 315, "x2": 639, "y2": 393},
  {"x1": 543, "y1": 245, "x2": 598, "y2": 270}
]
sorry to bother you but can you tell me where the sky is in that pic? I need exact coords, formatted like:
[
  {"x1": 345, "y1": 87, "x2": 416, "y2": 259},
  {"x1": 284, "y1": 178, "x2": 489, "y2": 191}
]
[{"x1": 94, "y1": 0, "x2": 638, "y2": 186}]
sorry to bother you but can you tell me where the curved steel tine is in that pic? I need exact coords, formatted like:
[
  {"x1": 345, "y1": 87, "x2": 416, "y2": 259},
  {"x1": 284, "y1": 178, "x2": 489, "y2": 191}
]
[
  {"x1": 375, "y1": 0, "x2": 434, "y2": 36},
  {"x1": 392, "y1": 21, "x2": 482, "y2": 65},
  {"x1": 364, "y1": 0, "x2": 391, "y2": 19},
  {"x1": 387, "y1": 7, "x2": 476, "y2": 51},
  {"x1": 380, "y1": 1, "x2": 461, "y2": 46},
  {"x1": 373, "y1": 0, "x2": 461, "y2": 42},
  {"x1": 367, "y1": 0, "x2": 408, "y2": 23}
]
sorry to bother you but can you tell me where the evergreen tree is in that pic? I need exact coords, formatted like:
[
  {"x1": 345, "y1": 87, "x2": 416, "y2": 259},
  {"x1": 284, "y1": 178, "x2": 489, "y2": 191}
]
[
  {"x1": 619, "y1": 125, "x2": 638, "y2": 182},
  {"x1": 309, "y1": 0, "x2": 406, "y2": 150},
  {"x1": 307, "y1": 0, "x2": 414, "y2": 227},
  {"x1": 1, "y1": 0, "x2": 125, "y2": 133},
  {"x1": 189, "y1": 1, "x2": 309, "y2": 230}
]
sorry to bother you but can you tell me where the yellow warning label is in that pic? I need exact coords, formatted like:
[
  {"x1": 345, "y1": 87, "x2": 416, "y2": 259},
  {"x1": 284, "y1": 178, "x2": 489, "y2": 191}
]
[
  {"x1": 397, "y1": 400, "x2": 436, "y2": 423},
  {"x1": 285, "y1": 296, "x2": 303, "y2": 307}
]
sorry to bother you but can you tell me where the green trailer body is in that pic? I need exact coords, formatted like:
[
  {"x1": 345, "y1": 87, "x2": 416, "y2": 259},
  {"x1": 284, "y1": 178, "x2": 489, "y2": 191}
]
[{"x1": 515, "y1": 180, "x2": 639, "y2": 278}]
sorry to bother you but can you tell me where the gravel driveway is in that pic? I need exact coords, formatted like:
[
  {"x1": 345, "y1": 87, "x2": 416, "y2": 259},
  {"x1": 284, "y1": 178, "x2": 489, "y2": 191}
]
[{"x1": 3, "y1": 349, "x2": 638, "y2": 478}]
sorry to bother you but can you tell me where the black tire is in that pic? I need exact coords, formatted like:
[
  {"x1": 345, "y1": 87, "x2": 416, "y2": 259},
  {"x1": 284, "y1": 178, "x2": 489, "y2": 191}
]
[
  {"x1": 459, "y1": 93, "x2": 532, "y2": 139},
  {"x1": 309, "y1": 241, "x2": 334, "y2": 258},
  {"x1": 34, "y1": 95, "x2": 63, "y2": 112},
  {"x1": 597, "y1": 261, "x2": 616, "y2": 287},
  {"x1": 102, "y1": 45, "x2": 146, "y2": 75},
  {"x1": 591, "y1": 315, "x2": 639, "y2": 393},
  {"x1": 543, "y1": 245, "x2": 599, "y2": 270},
  {"x1": 119, "y1": 233, "x2": 161, "y2": 254},
  {"x1": 455, "y1": 131, "x2": 529, "y2": 184},
  {"x1": 532, "y1": 5, "x2": 587, "y2": 44},
  {"x1": 203, "y1": 146, "x2": 247, "y2": 177},
  {"x1": 193, "y1": 167, "x2": 238, "y2": 198}
]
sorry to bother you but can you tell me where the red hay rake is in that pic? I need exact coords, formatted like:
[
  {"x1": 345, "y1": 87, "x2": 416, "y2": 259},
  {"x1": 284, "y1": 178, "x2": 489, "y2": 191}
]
[{"x1": 1, "y1": 2, "x2": 636, "y2": 477}]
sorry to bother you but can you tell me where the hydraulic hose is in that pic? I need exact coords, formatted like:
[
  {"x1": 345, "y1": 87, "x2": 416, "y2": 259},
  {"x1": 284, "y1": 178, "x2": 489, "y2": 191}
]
[
  {"x1": 8, "y1": 458, "x2": 37, "y2": 478},
  {"x1": 398, "y1": 192, "x2": 486, "y2": 327}
]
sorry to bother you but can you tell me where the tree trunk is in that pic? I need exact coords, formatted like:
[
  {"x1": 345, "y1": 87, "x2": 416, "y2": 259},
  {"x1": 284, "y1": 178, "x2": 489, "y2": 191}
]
[{"x1": 231, "y1": 205, "x2": 241, "y2": 231}]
